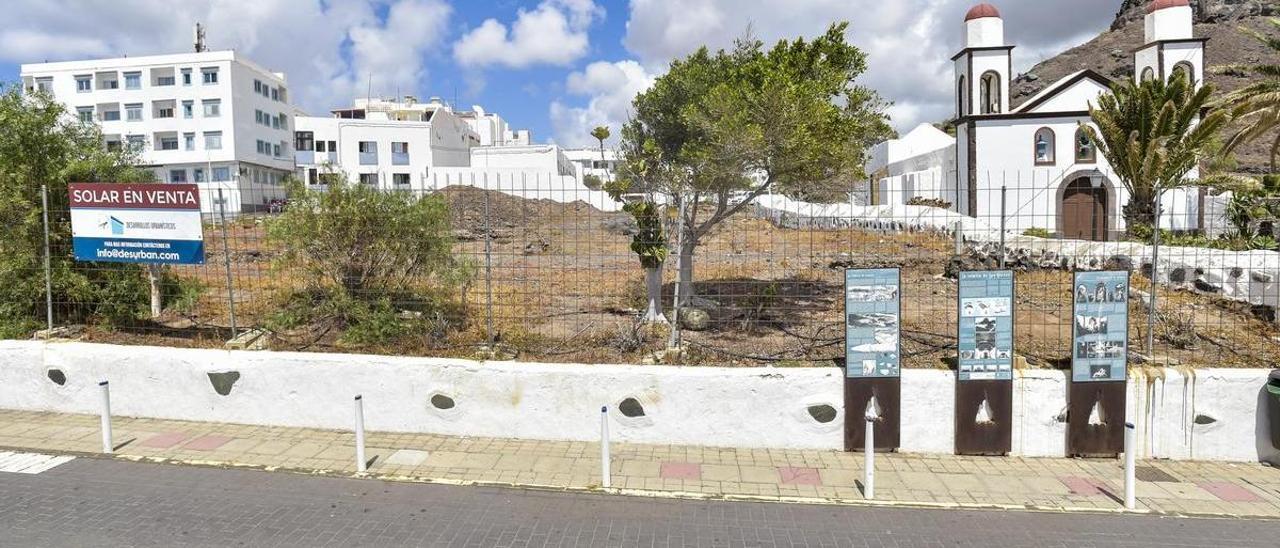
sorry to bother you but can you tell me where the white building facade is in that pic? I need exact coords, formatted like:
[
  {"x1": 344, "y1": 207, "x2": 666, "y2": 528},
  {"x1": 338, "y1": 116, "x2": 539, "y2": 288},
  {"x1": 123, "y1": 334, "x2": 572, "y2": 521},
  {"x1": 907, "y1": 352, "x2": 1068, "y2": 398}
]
[
  {"x1": 876, "y1": 1, "x2": 1205, "y2": 241},
  {"x1": 563, "y1": 148, "x2": 619, "y2": 183},
  {"x1": 21, "y1": 50, "x2": 296, "y2": 213},
  {"x1": 865, "y1": 124, "x2": 956, "y2": 206}
]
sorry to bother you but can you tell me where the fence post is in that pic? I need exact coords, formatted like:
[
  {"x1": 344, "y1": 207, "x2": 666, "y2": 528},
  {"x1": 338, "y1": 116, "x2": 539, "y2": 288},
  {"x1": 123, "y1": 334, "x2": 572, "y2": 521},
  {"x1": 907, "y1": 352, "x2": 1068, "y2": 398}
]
[
  {"x1": 1146, "y1": 193, "x2": 1162, "y2": 355},
  {"x1": 953, "y1": 221, "x2": 964, "y2": 256},
  {"x1": 1124, "y1": 421, "x2": 1136, "y2": 509},
  {"x1": 216, "y1": 189, "x2": 237, "y2": 338},
  {"x1": 99, "y1": 381, "x2": 112, "y2": 454},
  {"x1": 600, "y1": 405, "x2": 611, "y2": 488},
  {"x1": 482, "y1": 174, "x2": 495, "y2": 348},
  {"x1": 999, "y1": 185, "x2": 1007, "y2": 270},
  {"x1": 354, "y1": 395, "x2": 367, "y2": 473},
  {"x1": 668, "y1": 197, "x2": 687, "y2": 350},
  {"x1": 863, "y1": 412, "x2": 875, "y2": 500},
  {"x1": 40, "y1": 184, "x2": 54, "y2": 332}
]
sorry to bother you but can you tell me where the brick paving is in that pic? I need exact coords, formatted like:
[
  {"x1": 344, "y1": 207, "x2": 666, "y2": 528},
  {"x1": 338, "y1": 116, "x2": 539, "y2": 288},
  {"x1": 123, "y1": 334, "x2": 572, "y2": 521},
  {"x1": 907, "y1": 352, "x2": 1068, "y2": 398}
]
[
  {"x1": 1, "y1": 409, "x2": 1279, "y2": 518},
  {"x1": 3, "y1": 457, "x2": 1278, "y2": 547}
]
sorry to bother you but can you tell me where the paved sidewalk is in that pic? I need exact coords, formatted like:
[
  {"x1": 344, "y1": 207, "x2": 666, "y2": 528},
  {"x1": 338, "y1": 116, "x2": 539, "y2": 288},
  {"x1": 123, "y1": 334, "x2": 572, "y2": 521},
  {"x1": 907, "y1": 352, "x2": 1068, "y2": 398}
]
[{"x1": 2, "y1": 409, "x2": 1278, "y2": 518}]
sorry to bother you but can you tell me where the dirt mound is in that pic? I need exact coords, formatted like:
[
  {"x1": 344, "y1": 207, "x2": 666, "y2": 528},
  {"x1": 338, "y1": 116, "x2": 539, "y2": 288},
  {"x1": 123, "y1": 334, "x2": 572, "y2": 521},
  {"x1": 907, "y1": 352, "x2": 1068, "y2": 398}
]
[{"x1": 435, "y1": 185, "x2": 617, "y2": 238}]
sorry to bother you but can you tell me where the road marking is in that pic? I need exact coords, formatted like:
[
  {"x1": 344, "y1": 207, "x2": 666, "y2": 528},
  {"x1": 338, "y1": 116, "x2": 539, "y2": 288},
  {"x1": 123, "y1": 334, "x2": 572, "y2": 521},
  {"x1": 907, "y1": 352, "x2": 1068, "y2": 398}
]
[{"x1": 0, "y1": 451, "x2": 75, "y2": 474}]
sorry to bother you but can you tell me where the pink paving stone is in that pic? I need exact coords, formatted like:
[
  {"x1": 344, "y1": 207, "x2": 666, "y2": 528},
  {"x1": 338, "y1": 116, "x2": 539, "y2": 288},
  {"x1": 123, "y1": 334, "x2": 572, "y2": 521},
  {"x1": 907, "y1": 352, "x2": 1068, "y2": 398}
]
[
  {"x1": 1199, "y1": 481, "x2": 1265, "y2": 503},
  {"x1": 183, "y1": 435, "x2": 235, "y2": 451},
  {"x1": 139, "y1": 432, "x2": 190, "y2": 449},
  {"x1": 1059, "y1": 476, "x2": 1107, "y2": 496},
  {"x1": 778, "y1": 467, "x2": 822, "y2": 486},
  {"x1": 660, "y1": 462, "x2": 701, "y2": 480}
]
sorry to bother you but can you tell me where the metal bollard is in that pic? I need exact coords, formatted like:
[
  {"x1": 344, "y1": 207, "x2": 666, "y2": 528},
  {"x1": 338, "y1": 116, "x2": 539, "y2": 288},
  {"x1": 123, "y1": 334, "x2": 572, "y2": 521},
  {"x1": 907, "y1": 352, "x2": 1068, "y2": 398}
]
[
  {"x1": 99, "y1": 381, "x2": 112, "y2": 454},
  {"x1": 864, "y1": 414, "x2": 875, "y2": 500},
  {"x1": 601, "y1": 406, "x2": 611, "y2": 488},
  {"x1": 1124, "y1": 422, "x2": 1136, "y2": 509},
  {"x1": 354, "y1": 395, "x2": 367, "y2": 474}
]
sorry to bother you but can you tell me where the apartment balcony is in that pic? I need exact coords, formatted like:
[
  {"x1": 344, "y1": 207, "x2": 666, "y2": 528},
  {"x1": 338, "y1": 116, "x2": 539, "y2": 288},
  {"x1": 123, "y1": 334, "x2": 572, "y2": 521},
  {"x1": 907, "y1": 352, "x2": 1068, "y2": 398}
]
[
  {"x1": 392, "y1": 152, "x2": 410, "y2": 166},
  {"x1": 358, "y1": 152, "x2": 378, "y2": 166}
]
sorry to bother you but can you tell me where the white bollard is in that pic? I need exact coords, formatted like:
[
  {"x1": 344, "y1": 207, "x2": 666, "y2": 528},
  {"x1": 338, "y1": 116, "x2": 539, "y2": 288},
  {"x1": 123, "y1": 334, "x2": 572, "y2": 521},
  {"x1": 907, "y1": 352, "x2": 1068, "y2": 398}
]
[
  {"x1": 98, "y1": 381, "x2": 112, "y2": 454},
  {"x1": 600, "y1": 406, "x2": 611, "y2": 489},
  {"x1": 354, "y1": 395, "x2": 367, "y2": 474},
  {"x1": 863, "y1": 414, "x2": 875, "y2": 500},
  {"x1": 1124, "y1": 421, "x2": 1136, "y2": 509}
]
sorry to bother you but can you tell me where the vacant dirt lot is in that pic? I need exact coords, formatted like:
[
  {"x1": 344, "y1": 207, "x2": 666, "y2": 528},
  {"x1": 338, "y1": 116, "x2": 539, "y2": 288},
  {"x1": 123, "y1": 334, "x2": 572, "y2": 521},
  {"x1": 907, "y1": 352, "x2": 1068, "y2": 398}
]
[{"x1": 79, "y1": 187, "x2": 1280, "y2": 370}]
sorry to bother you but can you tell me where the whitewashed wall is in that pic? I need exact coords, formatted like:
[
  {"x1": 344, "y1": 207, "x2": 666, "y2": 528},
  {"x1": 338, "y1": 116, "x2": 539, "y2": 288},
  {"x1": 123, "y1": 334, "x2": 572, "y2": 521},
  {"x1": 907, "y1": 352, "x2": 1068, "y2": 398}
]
[{"x1": 1, "y1": 341, "x2": 1275, "y2": 462}]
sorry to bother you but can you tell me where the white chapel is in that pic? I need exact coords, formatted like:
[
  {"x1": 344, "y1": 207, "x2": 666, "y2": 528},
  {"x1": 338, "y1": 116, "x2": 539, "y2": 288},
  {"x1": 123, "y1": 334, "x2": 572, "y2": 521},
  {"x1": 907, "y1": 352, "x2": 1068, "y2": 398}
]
[{"x1": 868, "y1": 0, "x2": 1207, "y2": 240}]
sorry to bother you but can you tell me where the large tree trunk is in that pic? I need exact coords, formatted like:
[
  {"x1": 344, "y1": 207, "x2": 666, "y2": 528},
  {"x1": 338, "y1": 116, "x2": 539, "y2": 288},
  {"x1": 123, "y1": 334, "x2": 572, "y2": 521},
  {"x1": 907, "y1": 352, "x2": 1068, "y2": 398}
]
[
  {"x1": 1123, "y1": 193, "x2": 1157, "y2": 233},
  {"x1": 147, "y1": 264, "x2": 163, "y2": 318},
  {"x1": 640, "y1": 266, "x2": 668, "y2": 324},
  {"x1": 675, "y1": 237, "x2": 697, "y2": 307}
]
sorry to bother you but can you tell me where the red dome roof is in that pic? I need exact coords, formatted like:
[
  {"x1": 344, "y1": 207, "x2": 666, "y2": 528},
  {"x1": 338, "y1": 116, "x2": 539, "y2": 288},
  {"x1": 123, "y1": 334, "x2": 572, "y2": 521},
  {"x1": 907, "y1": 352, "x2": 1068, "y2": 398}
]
[
  {"x1": 1146, "y1": 0, "x2": 1190, "y2": 14},
  {"x1": 964, "y1": 3, "x2": 1001, "y2": 21}
]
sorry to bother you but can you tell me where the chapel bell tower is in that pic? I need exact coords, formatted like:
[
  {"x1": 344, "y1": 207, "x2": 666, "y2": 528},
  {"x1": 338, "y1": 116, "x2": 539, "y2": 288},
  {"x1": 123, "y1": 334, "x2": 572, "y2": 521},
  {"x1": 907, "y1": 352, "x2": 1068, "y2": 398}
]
[
  {"x1": 1134, "y1": 0, "x2": 1205, "y2": 90},
  {"x1": 954, "y1": 4, "x2": 1013, "y2": 118}
]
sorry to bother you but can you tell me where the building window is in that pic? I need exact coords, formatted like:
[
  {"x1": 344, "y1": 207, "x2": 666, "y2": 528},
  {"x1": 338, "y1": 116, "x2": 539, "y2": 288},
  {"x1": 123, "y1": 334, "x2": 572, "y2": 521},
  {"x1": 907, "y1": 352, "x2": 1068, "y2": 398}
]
[
  {"x1": 75, "y1": 75, "x2": 92, "y2": 92},
  {"x1": 181, "y1": 68, "x2": 192, "y2": 86},
  {"x1": 76, "y1": 107, "x2": 94, "y2": 123},
  {"x1": 254, "y1": 80, "x2": 263, "y2": 94},
  {"x1": 194, "y1": 168, "x2": 205, "y2": 182},
  {"x1": 391, "y1": 141, "x2": 409, "y2": 165},
  {"x1": 277, "y1": 113, "x2": 287, "y2": 129},
  {"x1": 124, "y1": 72, "x2": 141, "y2": 90},
  {"x1": 212, "y1": 167, "x2": 230, "y2": 181},
  {"x1": 125, "y1": 103, "x2": 143, "y2": 121},
  {"x1": 102, "y1": 110, "x2": 121, "y2": 122},
  {"x1": 202, "y1": 99, "x2": 221, "y2": 117},
  {"x1": 391, "y1": 142, "x2": 409, "y2": 154},
  {"x1": 957, "y1": 76, "x2": 966, "y2": 117},
  {"x1": 358, "y1": 141, "x2": 376, "y2": 153},
  {"x1": 101, "y1": 78, "x2": 118, "y2": 90},
  {"x1": 184, "y1": 132, "x2": 195, "y2": 151},
  {"x1": 277, "y1": 87, "x2": 287, "y2": 103},
  {"x1": 157, "y1": 76, "x2": 175, "y2": 86},
  {"x1": 359, "y1": 173, "x2": 379, "y2": 186},
  {"x1": 169, "y1": 169, "x2": 187, "y2": 183},
  {"x1": 159, "y1": 136, "x2": 179, "y2": 151},
  {"x1": 1172, "y1": 62, "x2": 1195, "y2": 86},
  {"x1": 295, "y1": 131, "x2": 314, "y2": 151},
  {"x1": 204, "y1": 131, "x2": 222, "y2": 150},
  {"x1": 1075, "y1": 127, "x2": 1097, "y2": 163},
  {"x1": 314, "y1": 140, "x2": 326, "y2": 153},
  {"x1": 393, "y1": 173, "x2": 411, "y2": 186},
  {"x1": 1141, "y1": 67, "x2": 1155, "y2": 83},
  {"x1": 271, "y1": 88, "x2": 279, "y2": 101},
  {"x1": 106, "y1": 139, "x2": 122, "y2": 152},
  {"x1": 35, "y1": 77, "x2": 53, "y2": 93},
  {"x1": 182, "y1": 100, "x2": 193, "y2": 119},
  {"x1": 980, "y1": 71, "x2": 1001, "y2": 114},
  {"x1": 272, "y1": 115, "x2": 280, "y2": 130},
  {"x1": 156, "y1": 106, "x2": 174, "y2": 119},
  {"x1": 328, "y1": 140, "x2": 336, "y2": 152},
  {"x1": 202, "y1": 68, "x2": 219, "y2": 84},
  {"x1": 273, "y1": 143, "x2": 281, "y2": 157},
  {"x1": 126, "y1": 135, "x2": 145, "y2": 152},
  {"x1": 1034, "y1": 128, "x2": 1056, "y2": 165}
]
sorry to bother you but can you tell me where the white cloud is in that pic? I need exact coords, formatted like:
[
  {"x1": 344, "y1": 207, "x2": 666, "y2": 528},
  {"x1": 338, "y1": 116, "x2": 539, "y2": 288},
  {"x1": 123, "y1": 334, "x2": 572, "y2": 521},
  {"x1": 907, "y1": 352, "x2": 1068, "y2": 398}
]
[
  {"x1": 453, "y1": 0, "x2": 603, "y2": 69},
  {"x1": 0, "y1": 0, "x2": 452, "y2": 115},
  {"x1": 616, "y1": 0, "x2": 1118, "y2": 132},
  {"x1": 550, "y1": 60, "x2": 657, "y2": 147}
]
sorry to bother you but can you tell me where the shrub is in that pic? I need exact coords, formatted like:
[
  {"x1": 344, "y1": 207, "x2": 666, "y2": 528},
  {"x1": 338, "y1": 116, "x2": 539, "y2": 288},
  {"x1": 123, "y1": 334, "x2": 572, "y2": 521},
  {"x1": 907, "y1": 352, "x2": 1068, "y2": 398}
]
[
  {"x1": 1022, "y1": 227, "x2": 1052, "y2": 238},
  {"x1": 582, "y1": 174, "x2": 603, "y2": 190},
  {"x1": 905, "y1": 196, "x2": 952, "y2": 209},
  {"x1": 265, "y1": 176, "x2": 472, "y2": 345}
]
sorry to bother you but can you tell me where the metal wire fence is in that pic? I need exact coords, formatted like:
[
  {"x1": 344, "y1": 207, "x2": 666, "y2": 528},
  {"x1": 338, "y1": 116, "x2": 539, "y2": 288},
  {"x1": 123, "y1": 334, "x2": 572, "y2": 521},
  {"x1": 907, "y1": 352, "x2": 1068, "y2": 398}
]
[{"x1": 12, "y1": 169, "x2": 1280, "y2": 369}]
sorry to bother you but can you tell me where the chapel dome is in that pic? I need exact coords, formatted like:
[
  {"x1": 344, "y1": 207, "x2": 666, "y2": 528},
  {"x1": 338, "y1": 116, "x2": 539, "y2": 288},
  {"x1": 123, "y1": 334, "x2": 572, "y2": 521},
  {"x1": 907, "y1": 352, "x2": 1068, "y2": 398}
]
[
  {"x1": 1146, "y1": 0, "x2": 1190, "y2": 14},
  {"x1": 964, "y1": 3, "x2": 1001, "y2": 21}
]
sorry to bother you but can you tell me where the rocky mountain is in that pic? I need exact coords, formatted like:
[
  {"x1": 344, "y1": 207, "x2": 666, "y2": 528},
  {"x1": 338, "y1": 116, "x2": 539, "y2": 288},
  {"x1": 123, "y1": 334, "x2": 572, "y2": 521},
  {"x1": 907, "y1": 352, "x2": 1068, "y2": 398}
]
[{"x1": 1010, "y1": 0, "x2": 1278, "y2": 172}]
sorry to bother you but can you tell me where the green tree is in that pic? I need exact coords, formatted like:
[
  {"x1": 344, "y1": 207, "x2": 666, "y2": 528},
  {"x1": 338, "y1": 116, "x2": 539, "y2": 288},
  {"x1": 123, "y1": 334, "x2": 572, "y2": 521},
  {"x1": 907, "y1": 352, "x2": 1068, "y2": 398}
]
[
  {"x1": 621, "y1": 23, "x2": 892, "y2": 304},
  {"x1": 1215, "y1": 18, "x2": 1280, "y2": 170},
  {"x1": 606, "y1": 136, "x2": 670, "y2": 323},
  {"x1": 1083, "y1": 74, "x2": 1231, "y2": 231},
  {"x1": 0, "y1": 84, "x2": 163, "y2": 338},
  {"x1": 265, "y1": 175, "x2": 471, "y2": 345}
]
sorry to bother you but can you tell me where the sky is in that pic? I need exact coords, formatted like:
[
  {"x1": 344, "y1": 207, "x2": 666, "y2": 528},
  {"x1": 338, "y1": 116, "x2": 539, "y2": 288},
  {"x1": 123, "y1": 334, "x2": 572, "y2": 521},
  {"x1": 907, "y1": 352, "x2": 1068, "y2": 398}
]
[{"x1": 0, "y1": 0, "x2": 1122, "y2": 148}]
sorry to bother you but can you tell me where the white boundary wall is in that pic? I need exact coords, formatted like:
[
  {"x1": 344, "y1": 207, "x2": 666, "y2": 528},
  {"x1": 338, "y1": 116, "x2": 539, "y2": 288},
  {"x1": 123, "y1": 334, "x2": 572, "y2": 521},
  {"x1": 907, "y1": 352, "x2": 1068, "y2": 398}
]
[{"x1": 0, "y1": 341, "x2": 1275, "y2": 462}]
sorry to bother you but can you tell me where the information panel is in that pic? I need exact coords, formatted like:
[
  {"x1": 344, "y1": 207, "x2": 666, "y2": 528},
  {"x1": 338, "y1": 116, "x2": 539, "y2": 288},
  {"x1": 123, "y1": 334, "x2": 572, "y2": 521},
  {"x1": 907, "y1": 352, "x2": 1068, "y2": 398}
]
[
  {"x1": 1071, "y1": 270, "x2": 1129, "y2": 382},
  {"x1": 957, "y1": 270, "x2": 1014, "y2": 381},
  {"x1": 68, "y1": 183, "x2": 205, "y2": 265},
  {"x1": 845, "y1": 268, "x2": 901, "y2": 378}
]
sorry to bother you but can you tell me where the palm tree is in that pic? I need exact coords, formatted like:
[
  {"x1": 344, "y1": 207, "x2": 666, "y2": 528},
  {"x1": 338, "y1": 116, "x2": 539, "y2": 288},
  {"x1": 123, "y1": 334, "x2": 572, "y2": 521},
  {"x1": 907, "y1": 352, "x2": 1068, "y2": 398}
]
[
  {"x1": 1215, "y1": 18, "x2": 1280, "y2": 170},
  {"x1": 590, "y1": 125, "x2": 610, "y2": 178},
  {"x1": 1083, "y1": 75, "x2": 1230, "y2": 231}
]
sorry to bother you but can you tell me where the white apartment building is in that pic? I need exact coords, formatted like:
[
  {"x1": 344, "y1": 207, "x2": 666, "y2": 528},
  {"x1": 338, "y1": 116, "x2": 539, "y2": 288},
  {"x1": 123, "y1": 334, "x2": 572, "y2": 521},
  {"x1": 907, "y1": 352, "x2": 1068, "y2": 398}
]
[
  {"x1": 456, "y1": 105, "x2": 531, "y2": 147},
  {"x1": 563, "y1": 148, "x2": 619, "y2": 182},
  {"x1": 21, "y1": 50, "x2": 296, "y2": 214},
  {"x1": 293, "y1": 96, "x2": 475, "y2": 190}
]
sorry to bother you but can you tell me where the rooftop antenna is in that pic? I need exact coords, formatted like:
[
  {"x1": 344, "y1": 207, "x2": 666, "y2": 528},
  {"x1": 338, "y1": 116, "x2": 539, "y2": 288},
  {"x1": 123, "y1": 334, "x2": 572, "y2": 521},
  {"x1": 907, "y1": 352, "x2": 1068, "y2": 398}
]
[{"x1": 194, "y1": 23, "x2": 207, "y2": 53}]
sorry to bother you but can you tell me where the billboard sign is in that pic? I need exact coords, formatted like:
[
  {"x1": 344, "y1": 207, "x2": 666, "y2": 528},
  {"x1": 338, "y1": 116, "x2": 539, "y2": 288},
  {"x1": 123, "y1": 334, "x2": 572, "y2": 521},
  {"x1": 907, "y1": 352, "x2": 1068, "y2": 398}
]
[
  {"x1": 845, "y1": 268, "x2": 901, "y2": 378},
  {"x1": 957, "y1": 270, "x2": 1014, "y2": 381},
  {"x1": 68, "y1": 183, "x2": 205, "y2": 265},
  {"x1": 1071, "y1": 270, "x2": 1129, "y2": 382}
]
